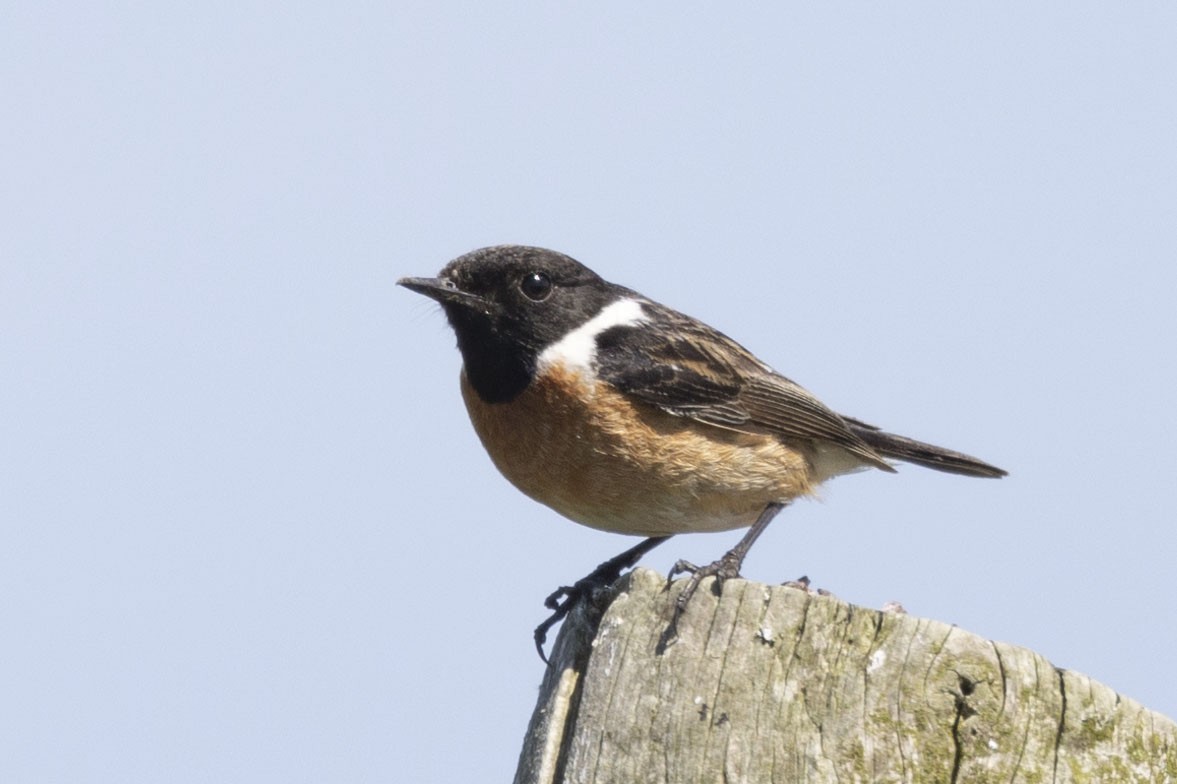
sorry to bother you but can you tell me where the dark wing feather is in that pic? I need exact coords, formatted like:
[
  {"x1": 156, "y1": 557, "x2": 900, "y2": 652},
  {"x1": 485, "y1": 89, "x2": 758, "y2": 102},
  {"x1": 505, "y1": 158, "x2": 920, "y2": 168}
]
[
  {"x1": 842, "y1": 416, "x2": 1007, "y2": 478},
  {"x1": 594, "y1": 301, "x2": 893, "y2": 471}
]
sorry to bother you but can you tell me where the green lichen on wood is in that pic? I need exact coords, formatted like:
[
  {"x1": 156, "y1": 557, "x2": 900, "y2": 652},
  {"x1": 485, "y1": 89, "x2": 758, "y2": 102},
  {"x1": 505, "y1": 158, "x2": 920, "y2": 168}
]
[{"x1": 515, "y1": 568, "x2": 1177, "y2": 784}]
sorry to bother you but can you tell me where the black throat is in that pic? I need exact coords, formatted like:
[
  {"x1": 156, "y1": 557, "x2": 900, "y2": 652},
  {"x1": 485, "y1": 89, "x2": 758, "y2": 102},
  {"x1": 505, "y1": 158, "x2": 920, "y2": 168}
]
[{"x1": 446, "y1": 307, "x2": 536, "y2": 404}]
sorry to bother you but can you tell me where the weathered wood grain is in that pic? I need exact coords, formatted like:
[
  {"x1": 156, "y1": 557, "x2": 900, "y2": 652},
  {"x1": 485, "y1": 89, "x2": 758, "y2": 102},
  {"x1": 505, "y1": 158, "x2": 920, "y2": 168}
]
[{"x1": 515, "y1": 568, "x2": 1177, "y2": 784}]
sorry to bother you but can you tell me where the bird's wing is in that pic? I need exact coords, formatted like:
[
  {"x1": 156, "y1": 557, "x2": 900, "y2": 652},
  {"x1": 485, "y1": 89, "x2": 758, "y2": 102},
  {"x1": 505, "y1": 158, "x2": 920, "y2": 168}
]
[{"x1": 594, "y1": 302, "x2": 893, "y2": 471}]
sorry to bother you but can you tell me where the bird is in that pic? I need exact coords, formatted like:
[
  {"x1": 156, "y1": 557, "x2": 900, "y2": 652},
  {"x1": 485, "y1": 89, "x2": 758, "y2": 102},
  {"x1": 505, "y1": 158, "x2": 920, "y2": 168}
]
[{"x1": 399, "y1": 244, "x2": 1005, "y2": 656}]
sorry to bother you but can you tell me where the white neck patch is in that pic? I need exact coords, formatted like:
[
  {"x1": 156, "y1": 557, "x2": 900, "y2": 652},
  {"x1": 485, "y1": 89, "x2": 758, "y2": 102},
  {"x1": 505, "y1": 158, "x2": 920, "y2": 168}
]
[{"x1": 537, "y1": 298, "x2": 647, "y2": 373}]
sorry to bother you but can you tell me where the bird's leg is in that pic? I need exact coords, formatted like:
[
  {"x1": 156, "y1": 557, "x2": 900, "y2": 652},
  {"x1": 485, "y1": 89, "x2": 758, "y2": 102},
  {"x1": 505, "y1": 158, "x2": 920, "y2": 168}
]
[
  {"x1": 661, "y1": 501, "x2": 789, "y2": 648},
  {"x1": 534, "y1": 535, "x2": 672, "y2": 663}
]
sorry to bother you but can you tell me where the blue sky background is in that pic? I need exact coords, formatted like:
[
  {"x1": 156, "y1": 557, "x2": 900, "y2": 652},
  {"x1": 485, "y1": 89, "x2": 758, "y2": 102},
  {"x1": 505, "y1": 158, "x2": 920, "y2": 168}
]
[{"x1": 4, "y1": 4, "x2": 1176, "y2": 781}]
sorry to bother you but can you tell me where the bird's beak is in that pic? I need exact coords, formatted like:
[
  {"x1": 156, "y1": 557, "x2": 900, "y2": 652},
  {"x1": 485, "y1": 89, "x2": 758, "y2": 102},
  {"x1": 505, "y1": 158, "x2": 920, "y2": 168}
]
[{"x1": 397, "y1": 276, "x2": 484, "y2": 307}]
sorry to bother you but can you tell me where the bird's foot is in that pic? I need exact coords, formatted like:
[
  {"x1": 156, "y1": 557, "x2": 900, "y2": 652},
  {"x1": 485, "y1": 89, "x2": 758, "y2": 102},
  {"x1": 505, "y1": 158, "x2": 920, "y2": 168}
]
[
  {"x1": 658, "y1": 550, "x2": 746, "y2": 651},
  {"x1": 533, "y1": 575, "x2": 612, "y2": 664},
  {"x1": 534, "y1": 535, "x2": 671, "y2": 663}
]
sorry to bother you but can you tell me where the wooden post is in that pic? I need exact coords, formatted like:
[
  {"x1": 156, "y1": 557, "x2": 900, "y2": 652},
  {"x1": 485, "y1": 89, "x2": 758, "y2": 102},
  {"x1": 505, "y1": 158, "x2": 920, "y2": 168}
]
[{"x1": 514, "y1": 568, "x2": 1177, "y2": 783}]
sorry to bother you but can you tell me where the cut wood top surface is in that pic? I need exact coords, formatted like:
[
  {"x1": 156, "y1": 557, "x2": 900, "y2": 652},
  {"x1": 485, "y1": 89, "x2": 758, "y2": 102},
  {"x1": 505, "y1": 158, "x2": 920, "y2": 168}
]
[{"x1": 516, "y1": 568, "x2": 1177, "y2": 784}]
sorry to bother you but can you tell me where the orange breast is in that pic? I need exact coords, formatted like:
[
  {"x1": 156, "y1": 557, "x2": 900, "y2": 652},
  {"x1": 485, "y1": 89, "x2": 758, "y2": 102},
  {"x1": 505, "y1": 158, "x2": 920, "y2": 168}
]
[{"x1": 459, "y1": 365, "x2": 816, "y2": 536}]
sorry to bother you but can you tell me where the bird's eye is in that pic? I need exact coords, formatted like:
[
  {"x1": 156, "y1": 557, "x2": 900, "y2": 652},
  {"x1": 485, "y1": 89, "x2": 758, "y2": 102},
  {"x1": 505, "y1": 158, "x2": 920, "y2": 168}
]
[{"x1": 520, "y1": 271, "x2": 553, "y2": 301}]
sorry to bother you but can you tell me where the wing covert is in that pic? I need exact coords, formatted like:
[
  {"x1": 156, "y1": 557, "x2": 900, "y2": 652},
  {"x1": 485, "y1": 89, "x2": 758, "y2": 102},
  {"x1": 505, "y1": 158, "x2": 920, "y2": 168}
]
[{"x1": 591, "y1": 301, "x2": 890, "y2": 469}]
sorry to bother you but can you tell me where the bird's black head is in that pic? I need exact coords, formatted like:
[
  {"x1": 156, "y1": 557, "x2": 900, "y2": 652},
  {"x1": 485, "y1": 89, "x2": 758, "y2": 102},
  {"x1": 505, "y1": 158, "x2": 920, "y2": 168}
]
[{"x1": 399, "y1": 245, "x2": 627, "y2": 402}]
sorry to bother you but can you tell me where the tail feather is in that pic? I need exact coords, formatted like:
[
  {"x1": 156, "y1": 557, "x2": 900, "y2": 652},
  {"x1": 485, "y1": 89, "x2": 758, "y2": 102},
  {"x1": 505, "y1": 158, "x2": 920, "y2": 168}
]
[{"x1": 844, "y1": 416, "x2": 1007, "y2": 479}]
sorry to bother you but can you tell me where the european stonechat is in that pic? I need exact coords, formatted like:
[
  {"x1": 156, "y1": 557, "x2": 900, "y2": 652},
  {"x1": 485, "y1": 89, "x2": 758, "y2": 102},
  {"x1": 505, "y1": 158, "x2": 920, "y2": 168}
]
[{"x1": 400, "y1": 245, "x2": 1005, "y2": 656}]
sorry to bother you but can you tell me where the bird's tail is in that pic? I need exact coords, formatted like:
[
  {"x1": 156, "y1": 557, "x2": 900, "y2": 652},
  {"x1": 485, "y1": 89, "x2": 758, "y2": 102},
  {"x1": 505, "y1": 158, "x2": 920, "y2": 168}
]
[{"x1": 844, "y1": 417, "x2": 1007, "y2": 478}]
